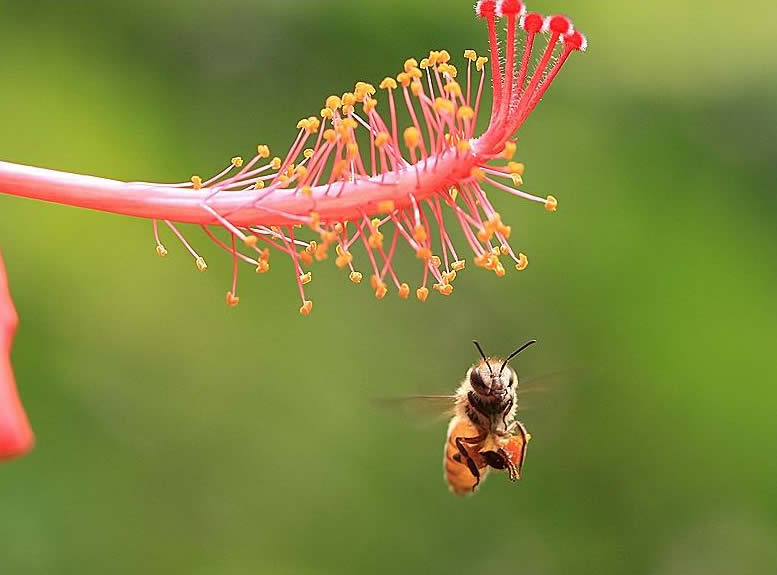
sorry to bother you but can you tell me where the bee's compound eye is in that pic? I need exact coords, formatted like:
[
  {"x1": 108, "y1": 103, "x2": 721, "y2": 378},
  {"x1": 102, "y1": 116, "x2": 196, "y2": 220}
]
[{"x1": 469, "y1": 368, "x2": 486, "y2": 391}]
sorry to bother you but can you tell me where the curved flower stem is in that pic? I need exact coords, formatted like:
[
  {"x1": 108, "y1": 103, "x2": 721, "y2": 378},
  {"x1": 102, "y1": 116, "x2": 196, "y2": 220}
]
[
  {"x1": 0, "y1": 247, "x2": 34, "y2": 461},
  {"x1": 0, "y1": 154, "x2": 476, "y2": 228}
]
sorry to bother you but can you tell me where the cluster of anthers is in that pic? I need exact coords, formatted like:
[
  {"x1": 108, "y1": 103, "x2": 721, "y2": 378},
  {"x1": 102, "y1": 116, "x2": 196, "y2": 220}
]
[{"x1": 146, "y1": 0, "x2": 586, "y2": 314}]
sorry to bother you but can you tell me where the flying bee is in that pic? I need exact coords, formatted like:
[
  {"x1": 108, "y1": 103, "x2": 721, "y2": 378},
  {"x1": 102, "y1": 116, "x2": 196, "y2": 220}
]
[
  {"x1": 384, "y1": 339, "x2": 537, "y2": 495},
  {"x1": 442, "y1": 339, "x2": 536, "y2": 495}
]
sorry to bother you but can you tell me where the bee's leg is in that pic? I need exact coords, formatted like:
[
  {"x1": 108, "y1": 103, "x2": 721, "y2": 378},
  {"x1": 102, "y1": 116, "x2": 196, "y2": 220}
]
[
  {"x1": 501, "y1": 397, "x2": 513, "y2": 432},
  {"x1": 511, "y1": 420, "x2": 530, "y2": 477},
  {"x1": 455, "y1": 434, "x2": 487, "y2": 491},
  {"x1": 497, "y1": 448, "x2": 519, "y2": 481}
]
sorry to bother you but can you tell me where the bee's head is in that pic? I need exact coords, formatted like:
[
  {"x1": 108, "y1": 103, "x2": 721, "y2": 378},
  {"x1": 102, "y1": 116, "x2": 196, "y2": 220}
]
[
  {"x1": 469, "y1": 361, "x2": 515, "y2": 397},
  {"x1": 470, "y1": 340, "x2": 536, "y2": 397}
]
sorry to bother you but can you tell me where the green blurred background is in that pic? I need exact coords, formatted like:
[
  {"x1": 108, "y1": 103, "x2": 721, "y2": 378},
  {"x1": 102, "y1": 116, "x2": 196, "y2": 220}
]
[{"x1": 2, "y1": 1, "x2": 776, "y2": 573}]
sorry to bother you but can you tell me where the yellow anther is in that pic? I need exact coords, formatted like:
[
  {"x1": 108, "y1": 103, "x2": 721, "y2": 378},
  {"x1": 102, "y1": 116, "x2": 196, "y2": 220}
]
[
  {"x1": 295, "y1": 165, "x2": 309, "y2": 180},
  {"x1": 309, "y1": 211, "x2": 321, "y2": 231},
  {"x1": 244, "y1": 235, "x2": 258, "y2": 248},
  {"x1": 416, "y1": 286, "x2": 429, "y2": 301},
  {"x1": 470, "y1": 167, "x2": 485, "y2": 181},
  {"x1": 342, "y1": 117, "x2": 357, "y2": 131},
  {"x1": 404, "y1": 126, "x2": 420, "y2": 149},
  {"x1": 452, "y1": 260, "x2": 466, "y2": 271},
  {"x1": 195, "y1": 257, "x2": 208, "y2": 272},
  {"x1": 375, "y1": 282, "x2": 388, "y2": 299},
  {"x1": 431, "y1": 255, "x2": 441, "y2": 268},
  {"x1": 433, "y1": 283, "x2": 454, "y2": 296},
  {"x1": 335, "y1": 251, "x2": 353, "y2": 269},
  {"x1": 409, "y1": 68, "x2": 423, "y2": 79},
  {"x1": 464, "y1": 49, "x2": 477, "y2": 61},
  {"x1": 498, "y1": 224, "x2": 512, "y2": 239},
  {"x1": 303, "y1": 148, "x2": 315, "y2": 159},
  {"x1": 314, "y1": 243, "x2": 329, "y2": 261},
  {"x1": 368, "y1": 231, "x2": 384, "y2": 249},
  {"x1": 474, "y1": 253, "x2": 489, "y2": 268},
  {"x1": 433, "y1": 97, "x2": 454, "y2": 115},
  {"x1": 354, "y1": 82, "x2": 376, "y2": 98},
  {"x1": 231, "y1": 156, "x2": 243, "y2": 168},
  {"x1": 349, "y1": 271, "x2": 363, "y2": 284},
  {"x1": 258, "y1": 248, "x2": 270, "y2": 262},
  {"x1": 297, "y1": 118, "x2": 310, "y2": 131},
  {"x1": 413, "y1": 224, "x2": 427, "y2": 243},
  {"x1": 404, "y1": 58, "x2": 419, "y2": 73},
  {"x1": 307, "y1": 117, "x2": 320, "y2": 133},
  {"x1": 333, "y1": 222, "x2": 344, "y2": 233},
  {"x1": 484, "y1": 254, "x2": 499, "y2": 271},
  {"x1": 299, "y1": 300, "x2": 313, "y2": 316},
  {"x1": 191, "y1": 175, "x2": 202, "y2": 190},
  {"x1": 254, "y1": 180, "x2": 265, "y2": 189},
  {"x1": 375, "y1": 132, "x2": 390, "y2": 148},
  {"x1": 438, "y1": 50, "x2": 451, "y2": 64},
  {"x1": 507, "y1": 161, "x2": 525, "y2": 175},
  {"x1": 476, "y1": 56, "x2": 488, "y2": 71},
  {"x1": 410, "y1": 81, "x2": 423, "y2": 97},
  {"x1": 320, "y1": 108, "x2": 334, "y2": 119},
  {"x1": 256, "y1": 260, "x2": 270, "y2": 273},
  {"x1": 377, "y1": 200, "x2": 395, "y2": 213},
  {"x1": 494, "y1": 262, "x2": 506, "y2": 277},
  {"x1": 346, "y1": 142, "x2": 359, "y2": 159},
  {"x1": 307, "y1": 241, "x2": 318, "y2": 255},
  {"x1": 444, "y1": 82, "x2": 462, "y2": 97},
  {"x1": 398, "y1": 283, "x2": 410, "y2": 299},
  {"x1": 502, "y1": 141, "x2": 517, "y2": 159},
  {"x1": 515, "y1": 253, "x2": 529, "y2": 271},
  {"x1": 443, "y1": 270, "x2": 457, "y2": 283},
  {"x1": 363, "y1": 98, "x2": 377, "y2": 113},
  {"x1": 341, "y1": 92, "x2": 357, "y2": 107},
  {"x1": 380, "y1": 77, "x2": 397, "y2": 90},
  {"x1": 155, "y1": 244, "x2": 168, "y2": 257},
  {"x1": 270, "y1": 157, "x2": 282, "y2": 170},
  {"x1": 226, "y1": 292, "x2": 240, "y2": 307},
  {"x1": 299, "y1": 250, "x2": 313, "y2": 266},
  {"x1": 428, "y1": 50, "x2": 440, "y2": 66},
  {"x1": 419, "y1": 58, "x2": 430, "y2": 69},
  {"x1": 415, "y1": 247, "x2": 432, "y2": 261},
  {"x1": 331, "y1": 159, "x2": 347, "y2": 180},
  {"x1": 439, "y1": 63, "x2": 458, "y2": 78},
  {"x1": 477, "y1": 228, "x2": 492, "y2": 243},
  {"x1": 323, "y1": 129, "x2": 337, "y2": 143},
  {"x1": 257, "y1": 145, "x2": 270, "y2": 158},
  {"x1": 511, "y1": 173, "x2": 524, "y2": 186},
  {"x1": 396, "y1": 72, "x2": 412, "y2": 88},
  {"x1": 371, "y1": 218, "x2": 382, "y2": 229},
  {"x1": 449, "y1": 187, "x2": 459, "y2": 201},
  {"x1": 545, "y1": 195, "x2": 558, "y2": 212},
  {"x1": 457, "y1": 140, "x2": 471, "y2": 155},
  {"x1": 300, "y1": 186, "x2": 313, "y2": 198},
  {"x1": 320, "y1": 230, "x2": 337, "y2": 244},
  {"x1": 456, "y1": 106, "x2": 474, "y2": 121},
  {"x1": 326, "y1": 95, "x2": 342, "y2": 110},
  {"x1": 299, "y1": 272, "x2": 312, "y2": 285}
]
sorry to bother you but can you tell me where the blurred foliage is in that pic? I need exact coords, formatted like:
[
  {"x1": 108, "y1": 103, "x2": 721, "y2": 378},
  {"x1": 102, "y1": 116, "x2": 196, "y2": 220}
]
[{"x1": 1, "y1": 1, "x2": 776, "y2": 574}]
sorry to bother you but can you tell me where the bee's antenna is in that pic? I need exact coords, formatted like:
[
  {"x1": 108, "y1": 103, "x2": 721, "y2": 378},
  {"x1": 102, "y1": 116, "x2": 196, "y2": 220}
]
[
  {"x1": 499, "y1": 340, "x2": 538, "y2": 376},
  {"x1": 472, "y1": 340, "x2": 494, "y2": 377}
]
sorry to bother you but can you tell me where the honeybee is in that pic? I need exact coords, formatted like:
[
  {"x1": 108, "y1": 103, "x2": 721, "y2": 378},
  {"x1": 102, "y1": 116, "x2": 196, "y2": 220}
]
[{"x1": 388, "y1": 339, "x2": 537, "y2": 495}]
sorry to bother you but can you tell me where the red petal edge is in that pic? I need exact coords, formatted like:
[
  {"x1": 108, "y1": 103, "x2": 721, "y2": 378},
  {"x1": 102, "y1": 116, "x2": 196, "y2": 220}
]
[{"x1": 0, "y1": 246, "x2": 34, "y2": 460}]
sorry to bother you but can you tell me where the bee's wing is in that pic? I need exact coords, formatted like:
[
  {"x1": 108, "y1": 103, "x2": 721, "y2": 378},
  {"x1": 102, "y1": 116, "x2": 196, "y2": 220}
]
[{"x1": 372, "y1": 394, "x2": 457, "y2": 426}]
